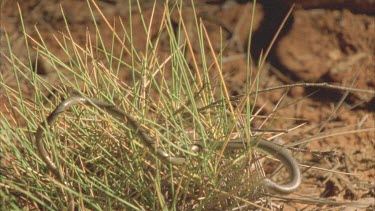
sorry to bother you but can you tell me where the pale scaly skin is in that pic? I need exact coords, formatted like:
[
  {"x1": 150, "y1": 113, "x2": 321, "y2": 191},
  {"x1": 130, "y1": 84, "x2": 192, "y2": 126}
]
[
  {"x1": 35, "y1": 95, "x2": 301, "y2": 209},
  {"x1": 191, "y1": 139, "x2": 301, "y2": 194}
]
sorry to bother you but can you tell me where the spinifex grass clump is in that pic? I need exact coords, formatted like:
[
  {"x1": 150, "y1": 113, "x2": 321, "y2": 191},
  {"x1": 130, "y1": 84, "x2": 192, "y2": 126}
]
[{"x1": 1, "y1": 1, "x2": 290, "y2": 210}]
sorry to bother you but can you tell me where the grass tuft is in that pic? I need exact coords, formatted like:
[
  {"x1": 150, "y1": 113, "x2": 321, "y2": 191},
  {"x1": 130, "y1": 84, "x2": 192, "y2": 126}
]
[
  {"x1": 2, "y1": 0, "x2": 373, "y2": 210},
  {"x1": 0, "y1": 1, "x2": 272, "y2": 210}
]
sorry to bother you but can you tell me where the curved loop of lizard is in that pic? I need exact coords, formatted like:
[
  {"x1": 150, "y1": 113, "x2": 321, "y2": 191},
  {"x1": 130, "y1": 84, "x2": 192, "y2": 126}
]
[{"x1": 35, "y1": 95, "x2": 301, "y2": 210}]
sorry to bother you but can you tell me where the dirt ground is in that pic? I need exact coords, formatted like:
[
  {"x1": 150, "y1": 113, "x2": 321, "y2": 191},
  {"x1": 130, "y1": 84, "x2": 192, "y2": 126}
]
[{"x1": 1, "y1": 0, "x2": 374, "y2": 210}]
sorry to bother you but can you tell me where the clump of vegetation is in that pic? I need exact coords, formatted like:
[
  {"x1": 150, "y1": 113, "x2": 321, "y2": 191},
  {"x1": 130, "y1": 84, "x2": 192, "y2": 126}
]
[
  {"x1": 2, "y1": 0, "x2": 373, "y2": 210},
  {"x1": 0, "y1": 1, "x2": 278, "y2": 210}
]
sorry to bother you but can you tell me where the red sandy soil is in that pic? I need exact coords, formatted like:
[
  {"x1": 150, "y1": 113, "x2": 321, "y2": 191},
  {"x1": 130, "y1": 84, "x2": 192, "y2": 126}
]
[{"x1": 1, "y1": 0, "x2": 374, "y2": 210}]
